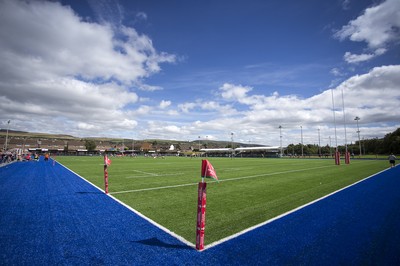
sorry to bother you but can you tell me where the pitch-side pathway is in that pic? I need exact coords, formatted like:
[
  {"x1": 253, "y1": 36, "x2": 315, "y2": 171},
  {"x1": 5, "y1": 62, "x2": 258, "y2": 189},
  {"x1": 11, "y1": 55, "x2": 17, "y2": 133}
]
[{"x1": 0, "y1": 159, "x2": 399, "y2": 265}]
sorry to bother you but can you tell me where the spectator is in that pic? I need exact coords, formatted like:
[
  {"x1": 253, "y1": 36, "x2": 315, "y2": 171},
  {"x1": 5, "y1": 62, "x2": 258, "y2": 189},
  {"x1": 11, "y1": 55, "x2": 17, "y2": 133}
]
[{"x1": 388, "y1": 153, "x2": 396, "y2": 168}]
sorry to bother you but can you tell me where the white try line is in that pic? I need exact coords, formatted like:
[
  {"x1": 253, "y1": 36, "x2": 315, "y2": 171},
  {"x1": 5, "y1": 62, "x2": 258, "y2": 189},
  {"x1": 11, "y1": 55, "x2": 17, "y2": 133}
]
[
  {"x1": 110, "y1": 182, "x2": 198, "y2": 194},
  {"x1": 133, "y1": 170, "x2": 159, "y2": 176},
  {"x1": 109, "y1": 165, "x2": 334, "y2": 195},
  {"x1": 222, "y1": 167, "x2": 255, "y2": 172},
  {"x1": 57, "y1": 162, "x2": 195, "y2": 249},
  {"x1": 57, "y1": 160, "x2": 390, "y2": 253},
  {"x1": 202, "y1": 167, "x2": 391, "y2": 251},
  {"x1": 125, "y1": 172, "x2": 184, "y2": 179}
]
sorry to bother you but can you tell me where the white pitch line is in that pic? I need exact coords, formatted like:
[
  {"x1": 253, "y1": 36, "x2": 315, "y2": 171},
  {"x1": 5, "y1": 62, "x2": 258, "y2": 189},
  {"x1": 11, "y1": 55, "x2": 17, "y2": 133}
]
[
  {"x1": 125, "y1": 172, "x2": 184, "y2": 179},
  {"x1": 222, "y1": 167, "x2": 254, "y2": 172},
  {"x1": 219, "y1": 165, "x2": 333, "y2": 183},
  {"x1": 109, "y1": 182, "x2": 198, "y2": 194},
  {"x1": 202, "y1": 167, "x2": 391, "y2": 251},
  {"x1": 56, "y1": 162, "x2": 195, "y2": 249},
  {"x1": 110, "y1": 165, "x2": 334, "y2": 195},
  {"x1": 106, "y1": 189, "x2": 196, "y2": 249},
  {"x1": 57, "y1": 160, "x2": 387, "y2": 253},
  {"x1": 133, "y1": 170, "x2": 159, "y2": 176}
]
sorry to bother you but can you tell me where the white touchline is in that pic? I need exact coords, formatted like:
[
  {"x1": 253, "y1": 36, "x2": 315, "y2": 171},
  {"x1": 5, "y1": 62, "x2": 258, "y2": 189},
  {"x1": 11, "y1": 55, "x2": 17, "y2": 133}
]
[
  {"x1": 57, "y1": 162, "x2": 196, "y2": 249},
  {"x1": 58, "y1": 161, "x2": 388, "y2": 253},
  {"x1": 202, "y1": 167, "x2": 391, "y2": 251},
  {"x1": 106, "y1": 190, "x2": 196, "y2": 249}
]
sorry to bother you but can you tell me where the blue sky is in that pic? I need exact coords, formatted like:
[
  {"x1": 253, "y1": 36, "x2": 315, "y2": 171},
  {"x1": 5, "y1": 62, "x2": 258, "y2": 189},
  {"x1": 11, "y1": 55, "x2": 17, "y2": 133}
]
[{"x1": 0, "y1": 0, "x2": 399, "y2": 146}]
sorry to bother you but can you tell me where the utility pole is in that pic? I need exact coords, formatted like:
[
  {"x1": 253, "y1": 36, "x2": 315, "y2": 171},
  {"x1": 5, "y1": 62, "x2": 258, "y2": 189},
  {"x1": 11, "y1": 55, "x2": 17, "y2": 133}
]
[
  {"x1": 318, "y1": 128, "x2": 321, "y2": 156},
  {"x1": 279, "y1": 125, "x2": 283, "y2": 157},
  {"x1": 231, "y1": 132, "x2": 234, "y2": 158},
  {"x1": 354, "y1": 116, "x2": 362, "y2": 156},
  {"x1": 300, "y1": 125, "x2": 304, "y2": 157},
  {"x1": 3, "y1": 120, "x2": 10, "y2": 151}
]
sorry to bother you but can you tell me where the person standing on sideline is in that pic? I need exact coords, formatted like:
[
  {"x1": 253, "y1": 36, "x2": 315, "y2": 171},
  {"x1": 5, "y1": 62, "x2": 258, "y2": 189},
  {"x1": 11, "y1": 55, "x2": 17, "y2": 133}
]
[{"x1": 388, "y1": 153, "x2": 396, "y2": 168}]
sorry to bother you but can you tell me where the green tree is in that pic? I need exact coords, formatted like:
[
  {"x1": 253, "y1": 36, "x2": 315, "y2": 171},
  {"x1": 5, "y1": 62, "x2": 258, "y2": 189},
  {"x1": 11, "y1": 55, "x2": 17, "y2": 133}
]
[
  {"x1": 382, "y1": 128, "x2": 400, "y2": 154},
  {"x1": 85, "y1": 139, "x2": 97, "y2": 152}
]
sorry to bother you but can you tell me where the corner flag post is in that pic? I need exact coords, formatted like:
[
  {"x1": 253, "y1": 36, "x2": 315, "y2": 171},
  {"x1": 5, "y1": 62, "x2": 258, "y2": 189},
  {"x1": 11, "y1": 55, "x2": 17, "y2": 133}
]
[
  {"x1": 104, "y1": 165, "x2": 109, "y2": 194},
  {"x1": 196, "y1": 182, "x2": 207, "y2": 250},
  {"x1": 196, "y1": 160, "x2": 218, "y2": 251},
  {"x1": 104, "y1": 154, "x2": 111, "y2": 194}
]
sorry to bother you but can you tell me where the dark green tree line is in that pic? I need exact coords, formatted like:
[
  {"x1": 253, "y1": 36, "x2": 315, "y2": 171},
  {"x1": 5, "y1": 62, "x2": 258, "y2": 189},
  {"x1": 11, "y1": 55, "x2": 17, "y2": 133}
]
[{"x1": 285, "y1": 128, "x2": 400, "y2": 155}]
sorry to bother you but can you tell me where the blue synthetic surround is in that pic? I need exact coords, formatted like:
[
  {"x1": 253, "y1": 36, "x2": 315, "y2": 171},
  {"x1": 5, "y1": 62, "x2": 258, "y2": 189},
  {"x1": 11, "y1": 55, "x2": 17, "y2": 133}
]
[{"x1": 0, "y1": 158, "x2": 399, "y2": 265}]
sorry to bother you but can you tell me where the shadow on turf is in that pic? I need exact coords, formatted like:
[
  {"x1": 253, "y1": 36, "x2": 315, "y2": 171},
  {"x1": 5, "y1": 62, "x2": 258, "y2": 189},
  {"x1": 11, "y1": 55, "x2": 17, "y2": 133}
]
[{"x1": 133, "y1": 237, "x2": 192, "y2": 250}]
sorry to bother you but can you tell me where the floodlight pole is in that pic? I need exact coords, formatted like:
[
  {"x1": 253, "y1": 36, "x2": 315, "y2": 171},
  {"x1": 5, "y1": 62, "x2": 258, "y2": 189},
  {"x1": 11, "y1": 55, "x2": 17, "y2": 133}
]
[
  {"x1": 231, "y1": 132, "x2": 234, "y2": 158},
  {"x1": 279, "y1": 125, "x2": 283, "y2": 157},
  {"x1": 198, "y1": 136, "x2": 201, "y2": 153},
  {"x1": 331, "y1": 89, "x2": 338, "y2": 151},
  {"x1": 341, "y1": 89, "x2": 349, "y2": 164},
  {"x1": 318, "y1": 128, "x2": 321, "y2": 156},
  {"x1": 354, "y1": 116, "x2": 361, "y2": 157},
  {"x1": 3, "y1": 120, "x2": 10, "y2": 151},
  {"x1": 300, "y1": 125, "x2": 303, "y2": 157},
  {"x1": 331, "y1": 89, "x2": 340, "y2": 165}
]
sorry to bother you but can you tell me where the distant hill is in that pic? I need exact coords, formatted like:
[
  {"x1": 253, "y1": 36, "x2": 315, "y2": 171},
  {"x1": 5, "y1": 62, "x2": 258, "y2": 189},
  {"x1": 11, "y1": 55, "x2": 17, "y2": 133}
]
[
  {"x1": 0, "y1": 129, "x2": 28, "y2": 134},
  {"x1": 0, "y1": 130, "x2": 262, "y2": 148},
  {"x1": 0, "y1": 130, "x2": 75, "y2": 140}
]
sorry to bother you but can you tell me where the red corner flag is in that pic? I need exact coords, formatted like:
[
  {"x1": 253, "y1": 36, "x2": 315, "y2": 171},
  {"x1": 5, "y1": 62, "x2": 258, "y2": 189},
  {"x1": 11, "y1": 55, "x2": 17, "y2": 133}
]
[
  {"x1": 104, "y1": 154, "x2": 111, "y2": 166},
  {"x1": 201, "y1": 160, "x2": 218, "y2": 182},
  {"x1": 103, "y1": 154, "x2": 111, "y2": 194}
]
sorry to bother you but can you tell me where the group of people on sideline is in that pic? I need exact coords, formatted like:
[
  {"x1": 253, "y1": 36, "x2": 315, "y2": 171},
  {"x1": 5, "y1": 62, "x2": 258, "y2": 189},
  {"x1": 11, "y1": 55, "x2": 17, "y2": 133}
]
[{"x1": 0, "y1": 152, "x2": 51, "y2": 165}]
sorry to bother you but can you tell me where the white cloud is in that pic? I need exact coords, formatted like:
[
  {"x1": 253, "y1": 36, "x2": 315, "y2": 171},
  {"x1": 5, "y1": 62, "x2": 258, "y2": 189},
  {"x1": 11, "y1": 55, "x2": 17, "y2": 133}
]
[
  {"x1": 142, "y1": 121, "x2": 191, "y2": 139},
  {"x1": 0, "y1": 0, "x2": 173, "y2": 84},
  {"x1": 137, "y1": 84, "x2": 163, "y2": 91},
  {"x1": 0, "y1": 0, "x2": 399, "y2": 146},
  {"x1": 341, "y1": 0, "x2": 351, "y2": 10},
  {"x1": 134, "y1": 106, "x2": 152, "y2": 115},
  {"x1": 343, "y1": 52, "x2": 376, "y2": 64},
  {"x1": 3, "y1": 66, "x2": 400, "y2": 144},
  {"x1": 343, "y1": 47, "x2": 388, "y2": 64},
  {"x1": 0, "y1": 0, "x2": 175, "y2": 137},
  {"x1": 159, "y1": 100, "x2": 172, "y2": 109},
  {"x1": 78, "y1": 122, "x2": 97, "y2": 130},
  {"x1": 136, "y1": 12, "x2": 148, "y2": 21},
  {"x1": 330, "y1": 68, "x2": 342, "y2": 76},
  {"x1": 192, "y1": 65, "x2": 400, "y2": 145},
  {"x1": 178, "y1": 102, "x2": 197, "y2": 113},
  {"x1": 176, "y1": 100, "x2": 236, "y2": 118},
  {"x1": 335, "y1": 0, "x2": 400, "y2": 63},
  {"x1": 164, "y1": 125, "x2": 182, "y2": 134},
  {"x1": 167, "y1": 110, "x2": 179, "y2": 116},
  {"x1": 220, "y1": 83, "x2": 252, "y2": 101}
]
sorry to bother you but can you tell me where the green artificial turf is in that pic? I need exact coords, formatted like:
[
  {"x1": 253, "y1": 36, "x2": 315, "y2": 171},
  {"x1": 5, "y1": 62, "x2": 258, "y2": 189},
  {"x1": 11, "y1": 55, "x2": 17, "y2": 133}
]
[{"x1": 56, "y1": 156, "x2": 388, "y2": 245}]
